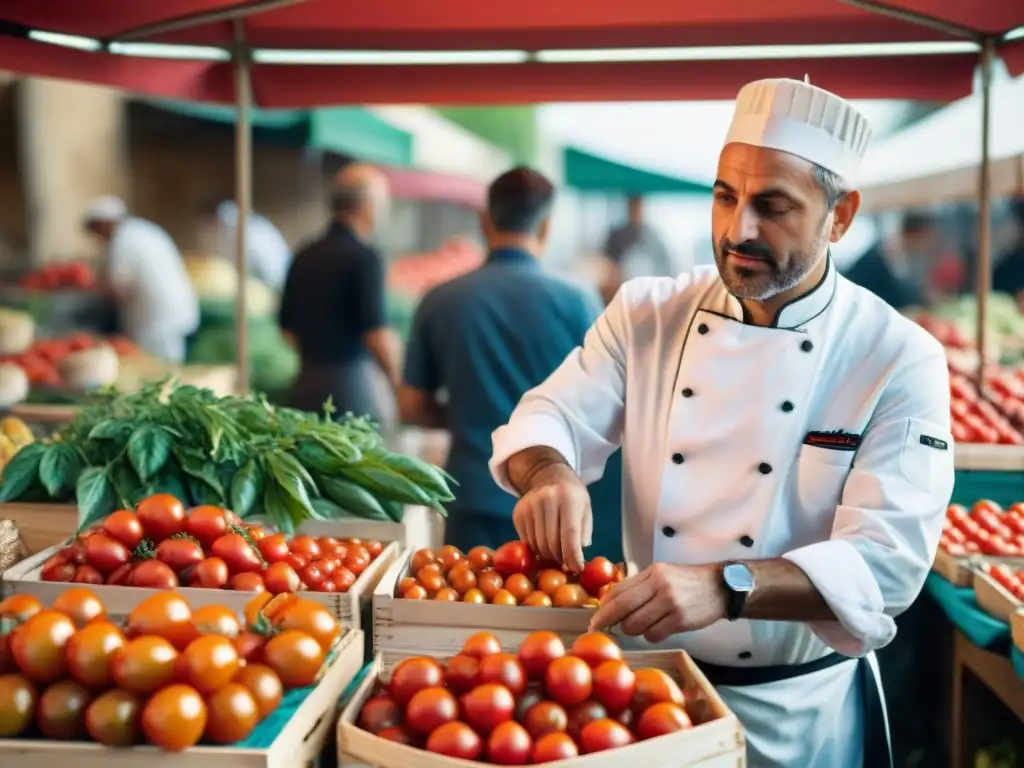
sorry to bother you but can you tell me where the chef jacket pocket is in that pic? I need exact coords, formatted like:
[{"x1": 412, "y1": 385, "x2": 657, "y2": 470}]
[
  {"x1": 795, "y1": 445, "x2": 855, "y2": 525},
  {"x1": 900, "y1": 417, "x2": 954, "y2": 494}
]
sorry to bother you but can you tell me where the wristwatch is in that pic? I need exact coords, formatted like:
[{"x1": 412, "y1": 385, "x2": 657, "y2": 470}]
[{"x1": 721, "y1": 562, "x2": 756, "y2": 621}]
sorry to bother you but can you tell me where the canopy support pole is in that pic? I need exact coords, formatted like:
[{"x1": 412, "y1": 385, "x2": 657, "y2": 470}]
[
  {"x1": 233, "y1": 20, "x2": 252, "y2": 396},
  {"x1": 974, "y1": 38, "x2": 995, "y2": 393}
]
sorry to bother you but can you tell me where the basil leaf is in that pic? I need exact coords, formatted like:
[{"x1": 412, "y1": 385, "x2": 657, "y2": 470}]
[
  {"x1": 230, "y1": 460, "x2": 263, "y2": 518},
  {"x1": 77, "y1": 467, "x2": 116, "y2": 530},
  {"x1": 39, "y1": 443, "x2": 82, "y2": 498},
  {"x1": 262, "y1": 481, "x2": 294, "y2": 536},
  {"x1": 266, "y1": 453, "x2": 315, "y2": 520},
  {"x1": 127, "y1": 425, "x2": 173, "y2": 481},
  {"x1": 319, "y1": 475, "x2": 390, "y2": 521},
  {"x1": 0, "y1": 442, "x2": 45, "y2": 502},
  {"x1": 88, "y1": 419, "x2": 134, "y2": 441}
]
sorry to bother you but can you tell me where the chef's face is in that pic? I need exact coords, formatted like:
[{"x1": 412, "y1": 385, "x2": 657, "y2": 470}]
[{"x1": 712, "y1": 143, "x2": 859, "y2": 302}]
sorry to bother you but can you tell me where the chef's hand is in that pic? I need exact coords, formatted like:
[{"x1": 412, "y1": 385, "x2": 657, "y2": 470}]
[
  {"x1": 588, "y1": 563, "x2": 727, "y2": 643},
  {"x1": 512, "y1": 468, "x2": 593, "y2": 573}
]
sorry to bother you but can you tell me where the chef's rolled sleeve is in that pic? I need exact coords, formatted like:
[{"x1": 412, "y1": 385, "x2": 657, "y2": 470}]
[
  {"x1": 784, "y1": 346, "x2": 954, "y2": 657},
  {"x1": 490, "y1": 283, "x2": 632, "y2": 495}
]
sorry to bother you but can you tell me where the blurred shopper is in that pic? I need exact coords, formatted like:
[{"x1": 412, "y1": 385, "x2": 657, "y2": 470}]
[
  {"x1": 843, "y1": 211, "x2": 938, "y2": 310},
  {"x1": 197, "y1": 199, "x2": 292, "y2": 291},
  {"x1": 992, "y1": 198, "x2": 1024, "y2": 306},
  {"x1": 399, "y1": 167, "x2": 622, "y2": 557},
  {"x1": 83, "y1": 195, "x2": 199, "y2": 362},
  {"x1": 599, "y1": 195, "x2": 674, "y2": 304},
  {"x1": 279, "y1": 164, "x2": 401, "y2": 429}
]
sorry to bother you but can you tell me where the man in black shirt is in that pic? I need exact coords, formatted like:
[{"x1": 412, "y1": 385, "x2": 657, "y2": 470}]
[
  {"x1": 844, "y1": 211, "x2": 935, "y2": 310},
  {"x1": 279, "y1": 164, "x2": 402, "y2": 424}
]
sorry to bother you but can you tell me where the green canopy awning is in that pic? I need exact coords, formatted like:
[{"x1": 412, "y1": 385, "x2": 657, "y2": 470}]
[
  {"x1": 139, "y1": 99, "x2": 414, "y2": 167},
  {"x1": 563, "y1": 146, "x2": 712, "y2": 196}
]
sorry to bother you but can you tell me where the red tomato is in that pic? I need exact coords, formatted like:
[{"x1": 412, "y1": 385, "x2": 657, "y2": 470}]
[
  {"x1": 185, "y1": 506, "x2": 230, "y2": 550},
  {"x1": 284, "y1": 553, "x2": 307, "y2": 571},
  {"x1": 211, "y1": 534, "x2": 264, "y2": 574},
  {"x1": 189, "y1": 557, "x2": 229, "y2": 589},
  {"x1": 389, "y1": 657, "x2": 445, "y2": 706},
  {"x1": 128, "y1": 560, "x2": 178, "y2": 589},
  {"x1": 532, "y1": 732, "x2": 579, "y2": 762},
  {"x1": 570, "y1": 633, "x2": 623, "y2": 669},
  {"x1": 73, "y1": 565, "x2": 105, "y2": 584},
  {"x1": 258, "y1": 534, "x2": 291, "y2": 564},
  {"x1": 631, "y1": 668, "x2": 684, "y2": 712},
  {"x1": 636, "y1": 701, "x2": 692, "y2": 738},
  {"x1": 229, "y1": 573, "x2": 266, "y2": 592},
  {"x1": 523, "y1": 700, "x2": 568, "y2": 740},
  {"x1": 592, "y1": 659, "x2": 636, "y2": 713},
  {"x1": 477, "y1": 653, "x2": 527, "y2": 696},
  {"x1": 264, "y1": 562, "x2": 302, "y2": 595},
  {"x1": 106, "y1": 562, "x2": 134, "y2": 586},
  {"x1": 580, "y1": 718, "x2": 634, "y2": 753},
  {"x1": 101, "y1": 510, "x2": 144, "y2": 550},
  {"x1": 444, "y1": 654, "x2": 480, "y2": 694},
  {"x1": 155, "y1": 537, "x2": 205, "y2": 574},
  {"x1": 135, "y1": 494, "x2": 186, "y2": 542},
  {"x1": 493, "y1": 542, "x2": 535, "y2": 579},
  {"x1": 357, "y1": 695, "x2": 403, "y2": 734},
  {"x1": 462, "y1": 683, "x2": 516, "y2": 735},
  {"x1": 84, "y1": 534, "x2": 130, "y2": 576},
  {"x1": 579, "y1": 557, "x2": 616, "y2": 595},
  {"x1": 545, "y1": 656, "x2": 593, "y2": 707},
  {"x1": 487, "y1": 720, "x2": 533, "y2": 765},
  {"x1": 426, "y1": 721, "x2": 483, "y2": 759},
  {"x1": 461, "y1": 632, "x2": 503, "y2": 659},
  {"x1": 41, "y1": 555, "x2": 76, "y2": 583},
  {"x1": 405, "y1": 687, "x2": 459, "y2": 735},
  {"x1": 344, "y1": 545, "x2": 371, "y2": 576},
  {"x1": 300, "y1": 563, "x2": 325, "y2": 590},
  {"x1": 288, "y1": 536, "x2": 321, "y2": 561},
  {"x1": 331, "y1": 567, "x2": 356, "y2": 592},
  {"x1": 313, "y1": 557, "x2": 339, "y2": 577},
  {"x1": 317, "y1": 537, "x2": 343, "y2": 556}
]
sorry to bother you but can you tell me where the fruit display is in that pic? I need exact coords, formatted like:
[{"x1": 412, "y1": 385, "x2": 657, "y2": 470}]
[
  {"x1": 397, "y1": 543, "x2": 625, "y2": 608},
  {"x1": 0, "y1": 416, "x2": 35, "y2": 476},
  {"x1": 35, "y1": 493, "x2": 387, "y2": 594},
  {"x1": 947, "y1": 355, "x2": 1024, "y2": 445},
  {"x1": 0, "y1": 333, "x2": 139, "y2": 389},
  {"x1": 939, "y1": 500, "x2": 1024, "y2": 558},
  {"x1": 0, "y1": 378, "x2": 453, "y2": 530},
  {"x1": 0, "y1": 587, "x2": 342, "y2": 750},
  {"x1": 354, "y1": 630, "x2": 704, "y2": 763},
  {"x1": 18, "y1": 260, "x2": 96, "y2": 291}
]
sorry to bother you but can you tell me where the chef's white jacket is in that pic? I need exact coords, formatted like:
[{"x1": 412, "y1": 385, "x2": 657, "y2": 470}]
[
  {"x1": 107, "y1": 217, "x2": 200, "y2": 363},
  {"x1": 215, "y1": 202, "x2": 292, "y2": 291},
  {"x1": 490, "y1": 258, "x2": 955, "y2": 766}
]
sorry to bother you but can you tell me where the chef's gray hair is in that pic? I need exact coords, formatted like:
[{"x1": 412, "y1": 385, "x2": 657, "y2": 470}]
[{"x1": 811, "y1": 164, "x2": 849, "y2": 211}]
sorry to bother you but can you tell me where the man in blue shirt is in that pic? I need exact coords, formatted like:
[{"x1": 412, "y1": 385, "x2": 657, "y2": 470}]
[{"x1": 399, "y1": 167, "x2": 622, "y2": 557}]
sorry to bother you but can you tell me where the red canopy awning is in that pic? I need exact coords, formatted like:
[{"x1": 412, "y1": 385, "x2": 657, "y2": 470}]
[{"x1": 0, "y1": 1, "x2": 1019, "y2": 103}]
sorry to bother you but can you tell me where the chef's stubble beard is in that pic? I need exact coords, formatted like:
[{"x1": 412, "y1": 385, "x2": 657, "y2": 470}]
[{"x1": 715, "y1": 216, "x2": 831, "y2": 302}]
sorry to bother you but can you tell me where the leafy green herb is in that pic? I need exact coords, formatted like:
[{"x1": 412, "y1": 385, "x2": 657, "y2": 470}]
[
  {"x1": 0, "y1": 443, "x2": 46, "y2": 502},
  {"x1": 230, "y1": 460, "x2": 262, "y2": 518},
  {"x1": 39, "y1": 443, "x2": 82, "y2": 498},
  {"x1": 77, "y1": 467, "x2": 116, "y2": 530},
  {"x1": 127, "y1": 425, "x2": 173, "y2": 481}
]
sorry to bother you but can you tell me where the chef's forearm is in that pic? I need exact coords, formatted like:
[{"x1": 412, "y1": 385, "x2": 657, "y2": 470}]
[
  {"x1": 506, "y1": 446, "x2": 578, "y2": 495},
  {"x1": 739, "y1": 558, "x2": 837, "y2": 622}
]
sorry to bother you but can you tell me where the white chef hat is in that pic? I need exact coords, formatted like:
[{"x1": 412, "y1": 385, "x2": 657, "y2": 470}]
[
  {"x1": 723, "y1": 78, "x2": 872, "y2": 184},
  {"x1": 83, "y1": 195, "x2": 128, "y2": 223}
]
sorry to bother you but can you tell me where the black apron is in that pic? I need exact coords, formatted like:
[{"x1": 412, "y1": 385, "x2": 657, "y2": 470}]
[
  {"x1": 289, "y1": 359, "x2": 393, "y2": 431},
  {"x1": 696, "y1": 651, "x2": 892, "y2": 767}
]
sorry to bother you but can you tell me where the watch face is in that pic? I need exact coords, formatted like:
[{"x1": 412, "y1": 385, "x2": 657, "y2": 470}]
[{"x1": 723, "y1": 563, "x2": 755, "y2": 592}]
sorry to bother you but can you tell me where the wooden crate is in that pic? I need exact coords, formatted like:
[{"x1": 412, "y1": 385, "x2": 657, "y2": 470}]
[
  {"x1": 373, "y1": 549, "x2": 637, "y2": 660},
  {"x1": 954, "y1": 443, "x2": 1024, "y2": 472},
  {"x1": 973, "y1": 568, "x2": 1022, "y2": 622},
  {"x1": 0, "y1": 502, "x2": 78, "y2": 554},
  {"x1": 337, "y1": 650, "x2": 745, "y2": 767},
  {"x1": 1012, "y1": 610, "x2": 1024, "y2": 652},
  {"x1": 3, "y1": 539, "x2": 400, "y2": 631},
  {"x1": 0, "y1": 628, "x2": 365, "y2": 767}
]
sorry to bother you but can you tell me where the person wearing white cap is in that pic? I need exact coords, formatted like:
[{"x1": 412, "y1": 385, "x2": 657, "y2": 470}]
[
  {"x1": 490, "y1": 78, "x2": 953, "y2": 766},
  {"x1": 84, "y1": 196, "x2": 199, "y2": 363}
]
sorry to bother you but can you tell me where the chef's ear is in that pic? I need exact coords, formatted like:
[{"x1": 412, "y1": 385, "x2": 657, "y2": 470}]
[{"x1": 829, "y1": 189, "x2": 861, "y2": 243}]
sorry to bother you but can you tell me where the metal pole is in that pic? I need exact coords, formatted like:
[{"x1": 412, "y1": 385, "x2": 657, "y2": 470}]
[
  {"x1": 975, "y1": 38, "x2": 994, "y2": 393},
  {"x1": 233, "y1": 20, "x2": 252, "y2": 395}
]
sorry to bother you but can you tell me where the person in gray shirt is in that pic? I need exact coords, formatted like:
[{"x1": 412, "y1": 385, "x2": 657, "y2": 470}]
[{"x1": 600, "y1": 196, "x2": 674, "y2": 304}]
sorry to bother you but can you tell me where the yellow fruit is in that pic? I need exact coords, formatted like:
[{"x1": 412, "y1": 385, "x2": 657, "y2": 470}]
[
  {"x1": 1, "y1": 417, "x2": 33, "y2": 447},
  {"x1": 0, "y1": 434, "x2": 17, "y2": 464}
]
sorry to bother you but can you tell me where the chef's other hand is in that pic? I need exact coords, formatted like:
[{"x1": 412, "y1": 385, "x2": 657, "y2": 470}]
[
  {"x1": 512, "y1": 473, "x2": 593, "y2": 573},
  {"x1": 588, "y1": 563, "x2": 727, "y2": 643}
]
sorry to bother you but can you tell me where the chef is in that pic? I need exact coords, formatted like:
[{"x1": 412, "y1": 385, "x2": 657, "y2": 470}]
[
  {"x1": 489, "y1": 78, "x2": 954, "y2": 767},
  {"x1": 83, "y1": 196, "x2": 199, "y2": 363}
]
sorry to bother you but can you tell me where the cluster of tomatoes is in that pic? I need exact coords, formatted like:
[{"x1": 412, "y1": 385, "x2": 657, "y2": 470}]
[
  {"x1": 948, "y1": 365, "x2": 1024, "y2": 445},
  {"x1": 358, "y1": 630, "x2": 698, "y2": 764},
  {"x1": 19, "y1": 261, "x2": 96, "y2": 291},
  {"x1": 0, "y1": 588, "x2": 341, "y2": 750},
  {"x1": 940, "y1": 500, "x2": 1024, "y2": 559},
  {"x1": 40, "y1": 494, "x2": 384, "y2": 595},
  {"x1": 978, "y1": 561, "x2": 1024, "y2": 602},
  {"x1": 398, "y1": 541, "x2": 625, "y2": 609}
]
